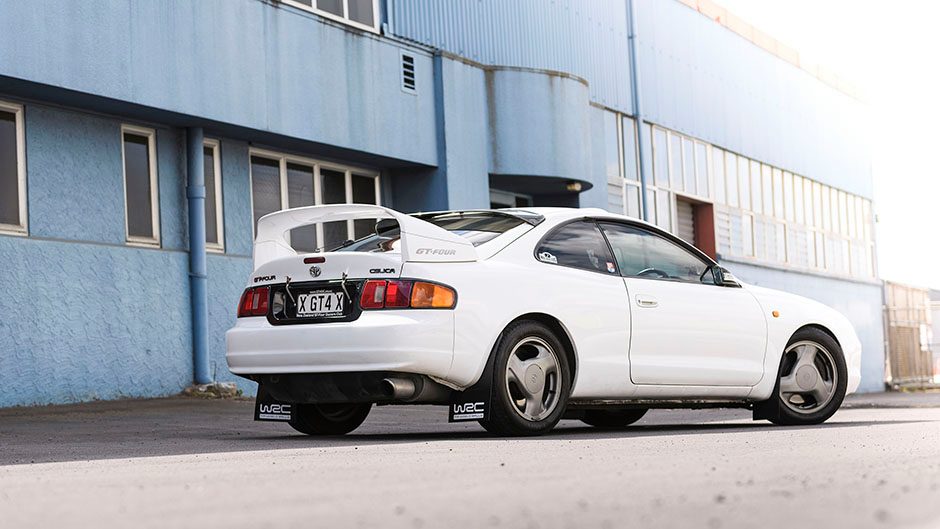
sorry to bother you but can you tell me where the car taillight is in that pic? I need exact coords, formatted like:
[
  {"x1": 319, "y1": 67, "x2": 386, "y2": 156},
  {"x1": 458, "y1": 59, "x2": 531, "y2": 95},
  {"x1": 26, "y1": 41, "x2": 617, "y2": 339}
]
[
  {"x1": 237, "y1": 286, "x2": 270, "y2": 317},
  {"x1": 360, "y1": 280, "x2": 386, "y2": 310},
  {"x1": 359, "y1": 280, "x2": 455, "y2": 310},
  {"x1": 385, "y1": 280, "x2": 413, "y2": 308},
  {"x1": 410, "y1": 281, "x2": 456, "y2": 309}
]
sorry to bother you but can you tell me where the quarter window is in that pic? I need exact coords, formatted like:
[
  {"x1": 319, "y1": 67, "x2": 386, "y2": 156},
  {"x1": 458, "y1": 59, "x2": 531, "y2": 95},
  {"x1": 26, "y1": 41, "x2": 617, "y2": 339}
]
[
  {"x1": 0, "y1": 101, "x2": 26, "y2": 233},
  {"x1": 121, "y1": 125, "x2": 159, "y2": 245},
  {"x1": 536, "y1": 221, "x2": 617, "y2": 275},
  {"x1": 600, "y1": 223, "x2": 711, "y2": 284}
]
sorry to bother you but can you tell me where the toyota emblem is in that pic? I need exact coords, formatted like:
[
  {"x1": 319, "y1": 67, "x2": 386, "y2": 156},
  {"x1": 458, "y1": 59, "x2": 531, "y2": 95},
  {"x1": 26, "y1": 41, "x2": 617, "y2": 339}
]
[{"x1": 309, "y1": 265, "x2": 322, "y2": 278}]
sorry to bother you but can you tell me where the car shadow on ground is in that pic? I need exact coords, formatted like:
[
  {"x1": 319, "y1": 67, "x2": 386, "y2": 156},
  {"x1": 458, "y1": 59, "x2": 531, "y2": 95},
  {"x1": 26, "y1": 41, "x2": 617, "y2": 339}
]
[{"x1": 0, "y1": 397, "x2": 930, "y2": 466}]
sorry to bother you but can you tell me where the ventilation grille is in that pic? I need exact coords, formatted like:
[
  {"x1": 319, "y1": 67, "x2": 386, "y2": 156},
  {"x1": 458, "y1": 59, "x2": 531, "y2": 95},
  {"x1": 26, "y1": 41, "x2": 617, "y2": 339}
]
[{"x1": 401, "y1": 53, "x2": 416, "y2": 93}]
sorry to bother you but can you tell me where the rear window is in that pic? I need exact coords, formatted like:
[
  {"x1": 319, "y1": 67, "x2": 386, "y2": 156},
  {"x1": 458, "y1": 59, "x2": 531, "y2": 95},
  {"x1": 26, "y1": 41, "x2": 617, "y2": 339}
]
[{"x1": 332, "y1": 213, "x2": 525, "y2": 253}]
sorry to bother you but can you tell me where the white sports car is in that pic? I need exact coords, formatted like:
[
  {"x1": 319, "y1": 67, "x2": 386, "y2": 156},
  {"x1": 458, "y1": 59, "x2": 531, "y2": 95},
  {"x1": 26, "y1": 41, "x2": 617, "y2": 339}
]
[{"x1": 226, "y1": 205, "x2": 861, "y2": 436}]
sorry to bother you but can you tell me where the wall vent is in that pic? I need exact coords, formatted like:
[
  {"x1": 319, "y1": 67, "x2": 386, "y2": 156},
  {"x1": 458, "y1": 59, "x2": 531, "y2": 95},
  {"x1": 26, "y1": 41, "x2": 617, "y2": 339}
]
[{"x1": 400, "y1": 52, "x2": 416, "y2": 93}]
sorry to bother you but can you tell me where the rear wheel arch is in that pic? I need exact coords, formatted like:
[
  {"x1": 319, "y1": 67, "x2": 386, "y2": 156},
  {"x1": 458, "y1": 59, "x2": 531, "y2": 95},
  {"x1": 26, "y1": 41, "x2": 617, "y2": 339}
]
[{"x1": 502, "y1": 313, "x2": 578, "y2": 388}]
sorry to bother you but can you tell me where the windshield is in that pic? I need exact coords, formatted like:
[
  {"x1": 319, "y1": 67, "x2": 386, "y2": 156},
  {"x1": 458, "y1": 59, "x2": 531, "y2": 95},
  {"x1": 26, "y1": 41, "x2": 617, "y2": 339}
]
[{"x1": 330, "y1": 213, "x2": 527, "y2": 253}]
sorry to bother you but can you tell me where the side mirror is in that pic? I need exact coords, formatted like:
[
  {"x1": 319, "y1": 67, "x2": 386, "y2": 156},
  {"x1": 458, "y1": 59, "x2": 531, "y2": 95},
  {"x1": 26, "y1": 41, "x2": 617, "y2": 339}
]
[{"x1": 712, "y1": 266, "x2": 741, "y2": 288}]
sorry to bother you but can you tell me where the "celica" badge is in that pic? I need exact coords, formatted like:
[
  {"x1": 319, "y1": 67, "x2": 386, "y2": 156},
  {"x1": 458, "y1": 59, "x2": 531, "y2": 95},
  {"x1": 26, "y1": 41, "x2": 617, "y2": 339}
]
[{"x1": 309, "y1": 265, "x2": 322, "y2": 278}]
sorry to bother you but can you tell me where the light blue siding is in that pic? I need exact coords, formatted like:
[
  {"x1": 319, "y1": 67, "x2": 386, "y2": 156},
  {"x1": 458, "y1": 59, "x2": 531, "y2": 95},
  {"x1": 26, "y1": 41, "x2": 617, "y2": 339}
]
[
  {"x1": 386, "y1": 0, "x2": 873, "y2": 199},
  {"x1": 387, "y1": 0, "x2": 633, "y2": 113},
  {"x1": 0, "y1": 0, "x2": 438, "y2": 166},
  {"x1": 638, "y1": 0, "x2": 872, "y2": 197}
]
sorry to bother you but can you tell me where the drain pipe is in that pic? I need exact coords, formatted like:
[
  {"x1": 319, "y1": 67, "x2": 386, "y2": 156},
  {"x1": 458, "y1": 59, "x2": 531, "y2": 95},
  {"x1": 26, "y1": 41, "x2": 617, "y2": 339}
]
[
  {"x1": 187, "y1": 127, "x2": 211, "y2": 385},
  {"x1": 627, "y1": 0, "x2": 651, "y2": 222}
]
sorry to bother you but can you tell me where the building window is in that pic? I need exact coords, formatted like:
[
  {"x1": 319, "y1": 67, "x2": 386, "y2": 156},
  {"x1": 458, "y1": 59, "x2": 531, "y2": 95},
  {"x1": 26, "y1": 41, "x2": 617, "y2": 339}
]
[
  {"x1": 249, "y1": 149, "x2": 380, "y2": 252},
  {"x1": 121, "y1": 125, "x2": 160, "y2": 245},
  {"x1": 0, "y1": 101, "x2": 26, "y2": 234},
  {"x1": 203, "y1": 139, "x2": 224, "y2": 252},
  {"x1": 284, "y1": 0, "x2": 379, "y2": 33}
]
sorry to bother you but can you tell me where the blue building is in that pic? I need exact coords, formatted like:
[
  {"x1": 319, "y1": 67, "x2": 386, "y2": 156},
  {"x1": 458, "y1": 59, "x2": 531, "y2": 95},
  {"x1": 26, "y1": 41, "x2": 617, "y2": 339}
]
[{"x1": 0, "y1": 0, "x2": 884, "y2": 407}]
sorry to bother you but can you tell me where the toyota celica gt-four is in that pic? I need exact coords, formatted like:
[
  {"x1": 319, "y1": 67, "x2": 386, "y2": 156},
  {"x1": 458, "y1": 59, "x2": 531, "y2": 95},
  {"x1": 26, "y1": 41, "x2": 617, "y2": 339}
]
[{"x1": 226, "y1": 204, "x2": 860, "y2": 436}]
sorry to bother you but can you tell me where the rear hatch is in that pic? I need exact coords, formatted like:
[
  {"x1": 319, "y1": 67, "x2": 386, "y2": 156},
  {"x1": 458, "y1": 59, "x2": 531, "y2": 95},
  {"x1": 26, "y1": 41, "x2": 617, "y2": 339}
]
[
  {"x1": 253, "y1": 252, "x2": 402, "y2": 325},
  {"x1": 247, "y1": 205, "x2": 541, "y2": 325}
]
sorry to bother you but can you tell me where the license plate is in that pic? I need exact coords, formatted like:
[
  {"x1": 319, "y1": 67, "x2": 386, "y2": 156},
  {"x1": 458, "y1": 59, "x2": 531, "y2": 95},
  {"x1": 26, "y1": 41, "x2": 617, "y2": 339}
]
[{"x1": 296, "y1": 290, "x2": 345, "y2": 317}]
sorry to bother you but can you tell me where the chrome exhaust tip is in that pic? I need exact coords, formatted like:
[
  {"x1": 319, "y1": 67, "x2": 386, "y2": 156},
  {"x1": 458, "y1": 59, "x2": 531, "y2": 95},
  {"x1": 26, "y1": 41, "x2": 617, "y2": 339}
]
[{"x1": 381, "y1": 377, "x2": 417, "y2": 400}]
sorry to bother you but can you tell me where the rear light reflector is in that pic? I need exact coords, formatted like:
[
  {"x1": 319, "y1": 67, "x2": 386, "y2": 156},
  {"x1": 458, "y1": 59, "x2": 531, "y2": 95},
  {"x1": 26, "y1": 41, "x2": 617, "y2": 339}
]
[
  {"x1": 359, "y1": 279, "x2": 455, "y2": 310},
  {"x1": 303, "y1": 256, "x2": 326, "y2": 264},
  {"x1": 237, "y1": 286, "x2": 270, "y2": 317},
  {"x1": 360, "y1": 280, "x2": 387, "y2": 310}
]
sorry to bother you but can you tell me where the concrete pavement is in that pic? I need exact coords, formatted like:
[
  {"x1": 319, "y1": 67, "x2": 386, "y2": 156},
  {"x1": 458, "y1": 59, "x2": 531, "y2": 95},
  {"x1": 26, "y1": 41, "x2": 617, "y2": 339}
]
[{"x1": 1, "y1": 396, "x2": 939, "y2": 529}]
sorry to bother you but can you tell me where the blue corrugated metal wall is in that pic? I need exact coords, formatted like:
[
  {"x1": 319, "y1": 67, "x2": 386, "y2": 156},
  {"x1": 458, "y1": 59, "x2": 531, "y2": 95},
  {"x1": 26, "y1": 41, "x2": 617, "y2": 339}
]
[
  {"x1": 386, "y1": 0, "x2": 873, "y2": 199},
  {"x1": 638, "y1": 0, "x2": 872, "y2": 198},
  {"x1": 386, "y1": 0, "x2": 634, "y2": 114}
]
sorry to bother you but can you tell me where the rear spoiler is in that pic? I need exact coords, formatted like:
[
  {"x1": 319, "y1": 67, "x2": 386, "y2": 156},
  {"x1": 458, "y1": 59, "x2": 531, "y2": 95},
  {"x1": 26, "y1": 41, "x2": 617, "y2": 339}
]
[{"x1": 253, "y1": 204, "x2": 478, "y2": 268}]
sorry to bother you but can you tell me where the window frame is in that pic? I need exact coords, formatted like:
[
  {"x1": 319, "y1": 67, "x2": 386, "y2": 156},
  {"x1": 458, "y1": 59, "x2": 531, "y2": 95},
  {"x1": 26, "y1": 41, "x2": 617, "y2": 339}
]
[
  {"x1": 120, "y1": 124, "x2": 160, "y2": 247},
  {"x1": 597, "y1": 218, "x2": 720, "y2": 286},
  {"x1": 247, "y1": 148, "x2": 381, "y2": 249},
  {"x1": 532, "y1": 218, "x2": 620, "y2": 277},
  {"x1": 0, "y1": 100, "x2": 27, "y2": 236},
  {"x1": 203, "y1": 138, "x2": 225, "y2": 253},
  {"x1": 281, "y1": 0, "x2": 380, "y2": 34}
]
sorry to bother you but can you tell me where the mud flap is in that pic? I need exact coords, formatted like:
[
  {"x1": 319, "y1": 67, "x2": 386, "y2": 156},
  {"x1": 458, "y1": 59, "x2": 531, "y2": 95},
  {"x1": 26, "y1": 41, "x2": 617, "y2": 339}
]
[
  {"x1": 254, "y1": 384, "x2": 294, "y2": 422},
  {"x1": 448, "y1": 354, "x2": 497, "y2": 423}
]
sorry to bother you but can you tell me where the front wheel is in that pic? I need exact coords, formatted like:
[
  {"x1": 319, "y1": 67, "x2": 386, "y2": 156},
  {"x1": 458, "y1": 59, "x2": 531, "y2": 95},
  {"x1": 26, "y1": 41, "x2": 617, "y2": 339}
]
[
  {"x1": 479, "y1": 321, "x2": 571, "y2": 437},
  {"x1": 288, "y1": 403, "x2": 372, "y2": 435},
  {"x1": 755, "y1": 327, "x2": 847, "y2": 426}
]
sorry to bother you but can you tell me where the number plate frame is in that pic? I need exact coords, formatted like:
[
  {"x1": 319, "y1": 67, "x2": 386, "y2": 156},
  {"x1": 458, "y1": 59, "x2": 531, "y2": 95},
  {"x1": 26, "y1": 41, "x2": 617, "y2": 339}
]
[{"x1": 295, "y1": 289, "x2": 346, "y2": 318}]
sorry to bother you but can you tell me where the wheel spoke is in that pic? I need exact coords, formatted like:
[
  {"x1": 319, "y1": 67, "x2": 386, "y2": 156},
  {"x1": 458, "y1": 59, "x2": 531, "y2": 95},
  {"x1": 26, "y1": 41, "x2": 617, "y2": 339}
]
[
  {"x1": 794, "y1": 344, "x2": 817, "y2": 369},
  {"x1": 780, "y1": 373, "x2": 801, "y2": 395},
  {"x1": 524, "y1": 387, "x2": 546, "y2": 417},
  {"x1": 507, "y1": 354, "x2": 526, "y2": 386},
  {"x1": 810, "y1": 377, "x2": 833, "y2": 405}
]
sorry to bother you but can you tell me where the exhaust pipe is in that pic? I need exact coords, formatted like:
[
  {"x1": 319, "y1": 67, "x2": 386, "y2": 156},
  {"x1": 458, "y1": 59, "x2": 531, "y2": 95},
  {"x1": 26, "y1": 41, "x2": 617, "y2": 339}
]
[{"x1": 382, "y1": 377, "x2": 417, "y2": 400}]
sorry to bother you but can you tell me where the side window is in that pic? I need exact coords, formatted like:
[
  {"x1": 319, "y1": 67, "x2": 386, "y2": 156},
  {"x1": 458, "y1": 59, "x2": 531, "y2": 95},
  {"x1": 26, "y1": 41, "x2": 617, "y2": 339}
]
[
  {"x1": 600, "y1": 222, "x2": 711, "y2": 284},
  {"x1": 536, "y1": 220, "x2": 617, "y2": 275}
]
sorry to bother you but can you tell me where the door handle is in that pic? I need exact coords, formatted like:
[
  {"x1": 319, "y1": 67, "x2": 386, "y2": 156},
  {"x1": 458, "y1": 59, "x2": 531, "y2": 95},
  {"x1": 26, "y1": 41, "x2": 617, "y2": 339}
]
[{"x1": 636, "y1": 295, "x2": 658, "y2": 308}]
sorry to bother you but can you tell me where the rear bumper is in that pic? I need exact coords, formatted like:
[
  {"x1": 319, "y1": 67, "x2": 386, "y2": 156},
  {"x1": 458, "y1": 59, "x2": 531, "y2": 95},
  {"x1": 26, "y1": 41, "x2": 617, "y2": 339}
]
[{"x1": 225, "y1": 310, "x2": 455, "y2": 381}]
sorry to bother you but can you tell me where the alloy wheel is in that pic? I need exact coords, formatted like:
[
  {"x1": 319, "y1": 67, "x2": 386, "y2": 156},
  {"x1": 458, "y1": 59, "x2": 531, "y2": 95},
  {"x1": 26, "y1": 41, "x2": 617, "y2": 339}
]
[
  {"x1": 778, "y1": 340, "x2": 839, "y2": 414},
  {"x1": 504, "y1": 336, "x2": 561, "y2": 421}
]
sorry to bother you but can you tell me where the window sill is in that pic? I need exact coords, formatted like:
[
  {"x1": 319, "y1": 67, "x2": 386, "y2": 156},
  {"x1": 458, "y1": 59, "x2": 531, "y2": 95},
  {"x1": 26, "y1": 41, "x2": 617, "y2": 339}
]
[
  {"x1": 0, "y1": 225, "x2": 28, "y2": 237},
  {"x1": 126, "y1": 238, "x2": 162, "y2": 249}
]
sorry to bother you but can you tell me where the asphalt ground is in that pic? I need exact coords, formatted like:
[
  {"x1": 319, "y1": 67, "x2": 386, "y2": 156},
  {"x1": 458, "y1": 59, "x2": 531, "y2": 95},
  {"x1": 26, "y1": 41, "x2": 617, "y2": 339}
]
[{"x1": 1, "y1": 394, "x2": 939, "y2": 529}]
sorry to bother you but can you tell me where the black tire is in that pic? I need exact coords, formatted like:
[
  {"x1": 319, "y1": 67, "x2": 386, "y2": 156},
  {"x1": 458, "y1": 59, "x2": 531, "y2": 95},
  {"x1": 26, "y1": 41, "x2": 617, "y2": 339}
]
[
  {"x1": 581, "y1": 408, "x2": 648, "y2": 429},
  {"x1": 479, "y1": 320, "x2": 571, "y2": 437},
  {"x1": 754, "y1": 327, "x2": 847, "y2": 426},
  {"x1": 288, "y1": 403, "x2": 372, "y2": 435}
]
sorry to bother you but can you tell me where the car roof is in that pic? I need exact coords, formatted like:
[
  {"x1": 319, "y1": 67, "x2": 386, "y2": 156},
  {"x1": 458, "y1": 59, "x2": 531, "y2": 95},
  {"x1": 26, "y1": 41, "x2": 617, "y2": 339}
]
[
  {"x1": 418, "y1": 207, "x2": 660, "y2": 229},
  {"x1": 498, "y1": 207, "x2": 659, "y2": 228}
]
